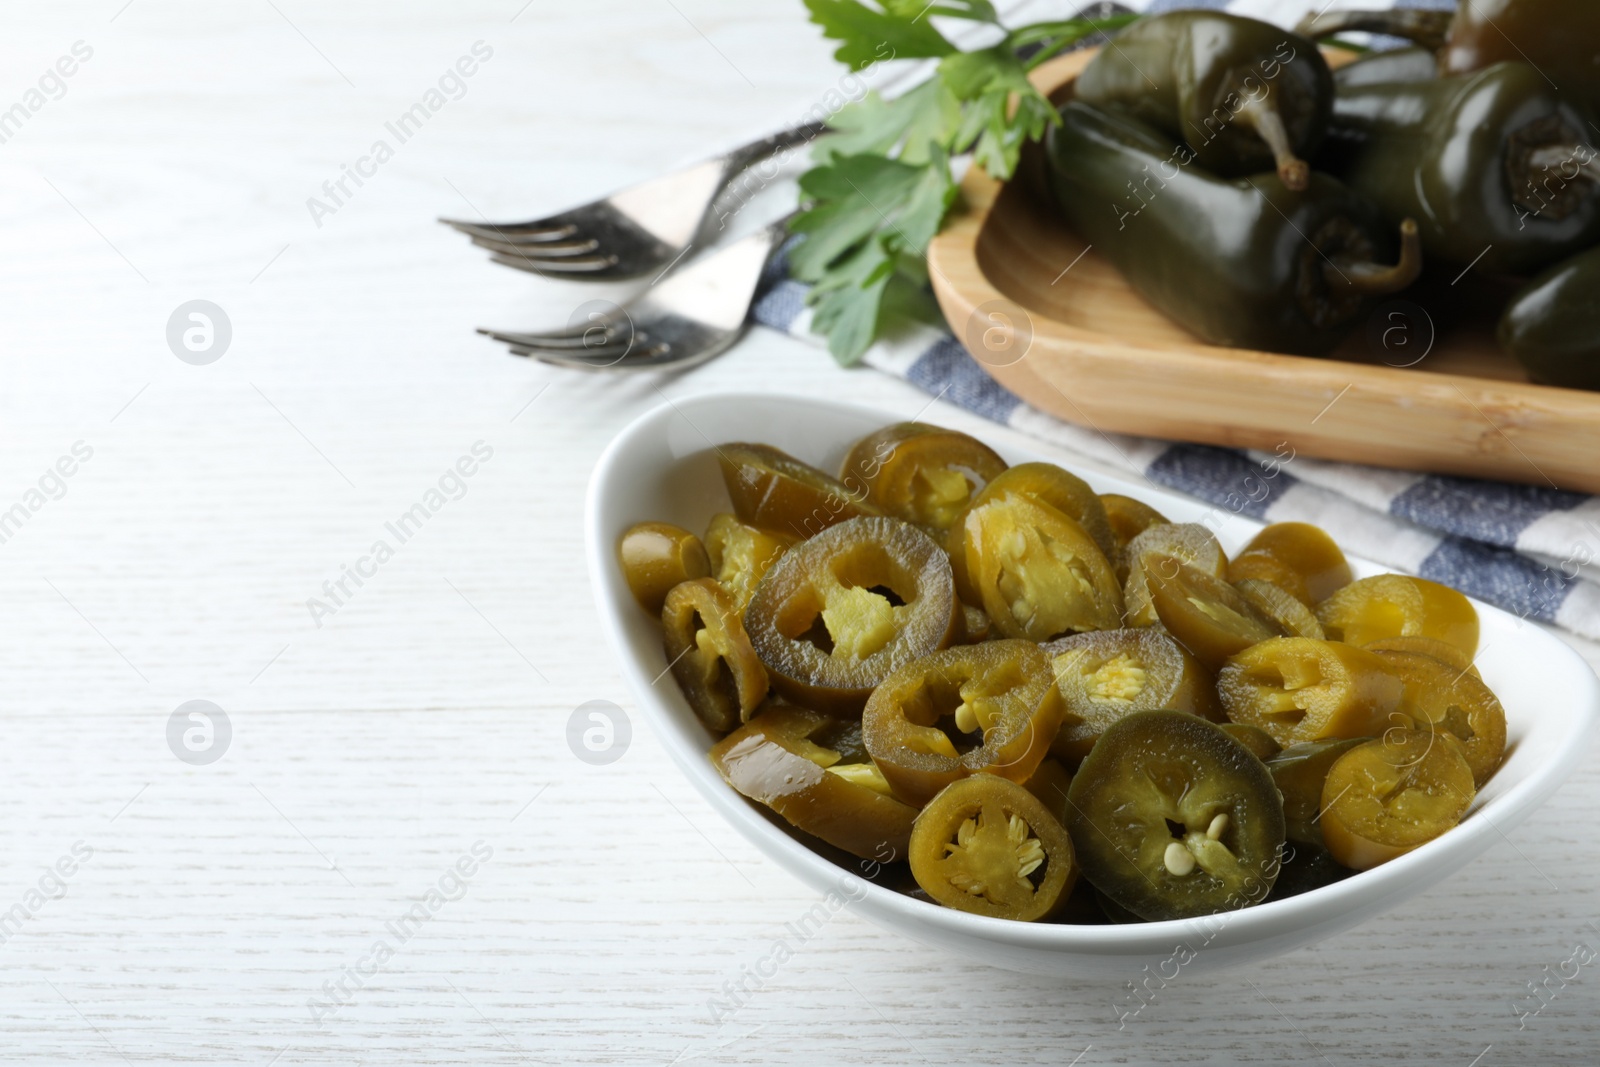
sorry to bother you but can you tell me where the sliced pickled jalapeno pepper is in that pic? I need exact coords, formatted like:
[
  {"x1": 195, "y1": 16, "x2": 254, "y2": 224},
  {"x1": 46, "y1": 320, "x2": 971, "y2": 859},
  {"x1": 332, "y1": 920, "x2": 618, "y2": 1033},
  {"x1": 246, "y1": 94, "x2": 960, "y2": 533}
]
[
  {"x1": 1220, "y1": 723, "x2": 1283, "y2": 762},
  {"x1": 710, "y1": 703, "x2": 918, "y2": 861},
  {"x1": 908, "y1": 775, "x2": 1076, "y2": 922},
  {"x1": 1067, "y1": 711, "x2": 1286, "y2": 921},
  {"x1": 962, "y1": 491, "x2": 1123, "y2": 642},
  {"x1": 619, "y1": 522, "x2": 711, "y2": 613},
  {"x1": 718, "y1": 442, "x2": 881, "y2": 539},
  {"x1": 1145, "y1": 554, "x2": 1284, "y2": 671},
  {"x1": 1219, "y1": 638, "x2": 1404, "y2": 747},
  {"x1": 1044, "y1": 628, "x2": 1221, "y2": 763},
  {"x1": 980, "y1": 465, "x2": 1117, "y2": 561},
  {"x1": 704, "y1": 513, "x2": 795, "y2": 614},
  {"x1": 745, "y1": 517, "x2": 959, "y2": 715},
  {"x1": 1316, "y1": 574, "x2": 1479, "y2": 661},
  {"x1": 1101, "y1": 494, "x2": 1170, "y2": 582},
  {"x1": 1234, "y1": 578, "x2": 1326, "y2": 640},
  {"x1": 662, "y1": 578, "x2": 769, "y2": 733},
  {"x1": 1267, "y1": 738, "x2": 1371, "y2": 846},
  {"x1": 1102, "y1": 494, "x2": 1170, "y2": 553},
  {"x1": 1227, "y1": 522, "x2": 1353, "y2": 607},
  {"x1": 840, "y1": 423, "x2": 1007, "y2": 532},
  {"x1": 952, "y1": 465, "x2": 1118, "y2": 602},
  {"x1": 862, "y1": 640, "x2": 1063, "y2": 807},
  {"x1": 1123, "y1": 524, "x2": 1227, "y2": 627},
  {"x1": 1375, "y1": 650, "x2": 1507, "y2": 787},
  {"x1": 1362, "y1": 635, "x2": 1478, "y2": 676},
  {"x1": 1320, "y1": 731, "x2": 1476, "y2": 870}
]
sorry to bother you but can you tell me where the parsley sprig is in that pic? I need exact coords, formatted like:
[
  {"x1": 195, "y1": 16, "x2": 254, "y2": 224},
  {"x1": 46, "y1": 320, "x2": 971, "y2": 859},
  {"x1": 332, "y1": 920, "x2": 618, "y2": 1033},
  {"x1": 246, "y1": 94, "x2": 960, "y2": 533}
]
[{"x1": 791, "y1": 2, "x2": 1136, "y2": 363}]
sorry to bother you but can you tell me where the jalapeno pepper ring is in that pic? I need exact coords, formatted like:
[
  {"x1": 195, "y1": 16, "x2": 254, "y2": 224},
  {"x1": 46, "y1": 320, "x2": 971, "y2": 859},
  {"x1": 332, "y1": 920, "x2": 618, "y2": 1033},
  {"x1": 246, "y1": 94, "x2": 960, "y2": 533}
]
[
  {"x1": 961, "y1": 490, "x2": 1123, "y2": 641},
  {"x1": 1067, "y1": 711, "x2": 1287, "y2": 921},
  {"x1": 1219, "y1": 637, "x2": 1404, "y2": 747},
  {"x1": 663, "y1": 578, "x2": 769, "y2": 734},
  {"x1": 745, "y1": 516, "x2": 959, "y2": 715},
  {"x1": 840, "y1": 422, "x2": 1006, "y2": 533},
  {"x1": 863, "y1": 640, "x2": 1063, "y2": 807},
  {"x1": 1320, "y1": 731, "x2": 1476, "y2": 870},
  {"x1": 908, "y1": 775, "x2": 1076, "y2": 922},
  {"x1": 1044, "y1": 627, "x2": 1221, "y2": 764}
]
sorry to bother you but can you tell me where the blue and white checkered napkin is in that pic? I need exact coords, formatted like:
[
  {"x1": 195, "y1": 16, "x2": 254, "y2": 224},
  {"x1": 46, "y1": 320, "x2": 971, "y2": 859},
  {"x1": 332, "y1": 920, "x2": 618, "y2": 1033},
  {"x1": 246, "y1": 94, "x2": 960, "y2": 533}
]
[{"x1": 753, "y1": 0, "x2": 1600, "y2": 642}]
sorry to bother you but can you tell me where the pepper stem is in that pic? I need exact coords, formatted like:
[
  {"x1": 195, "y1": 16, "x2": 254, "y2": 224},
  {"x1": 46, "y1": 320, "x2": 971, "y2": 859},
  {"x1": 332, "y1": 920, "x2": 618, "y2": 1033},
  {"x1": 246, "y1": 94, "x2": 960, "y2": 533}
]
[
  {"x1": 1525, "y1": 144, "x2": 1600, "y2": 184},
  {"x1": 1294, "y1": 9, "x2": 1453, "y2": 51},
  {"x1": 1324, "y1": 219, "x2": 1423, "y2": 296},
  {"x1": 1236, "y1": 97, "x2": 1309, "y2": 191}
]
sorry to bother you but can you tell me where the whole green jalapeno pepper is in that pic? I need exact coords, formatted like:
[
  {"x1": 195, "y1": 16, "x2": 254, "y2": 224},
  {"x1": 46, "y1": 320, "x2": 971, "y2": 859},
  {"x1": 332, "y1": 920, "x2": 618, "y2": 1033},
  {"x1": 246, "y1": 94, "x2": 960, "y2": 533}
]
[
  {"x1": 1326, "y1": 62, "x2": 1600, "y2": 276},
  {"x1": 1044, "y1": 101, "x2": 1422, "y2": 356},
  {"x1": 1498, "y1": 244, "x2": 1600, "y2": 390},
  {"x1": 1074, "y1": 11, "x2": 1334, "y2": 191}
]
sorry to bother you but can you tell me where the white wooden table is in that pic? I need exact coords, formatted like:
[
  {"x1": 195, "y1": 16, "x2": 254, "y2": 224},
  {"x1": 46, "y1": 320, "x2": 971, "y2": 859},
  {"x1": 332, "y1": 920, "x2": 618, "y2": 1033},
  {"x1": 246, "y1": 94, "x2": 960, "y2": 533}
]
[{"x1": 1, "y1": 1, "x2": 1596, "y2": 1063}]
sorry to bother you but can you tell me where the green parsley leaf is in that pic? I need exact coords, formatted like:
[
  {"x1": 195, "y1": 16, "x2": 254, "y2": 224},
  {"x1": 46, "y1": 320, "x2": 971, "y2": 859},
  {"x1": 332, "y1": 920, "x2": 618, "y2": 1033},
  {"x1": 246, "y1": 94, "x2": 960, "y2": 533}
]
[
  {"x1": 789, "y1": 150, "x2": 956, "y2": 364},
  {"x1": 814, "y1": 78, "x2": 962, "y2": 164},
  {"x1": 791, "y1": 9, "x2": 1139, "y2": 362},
  {"x1": 803, "y1": 0, "x2": 956, "y2": 70},
  {"x1": 939, "y1": 44, "x2": 1057, "y2": 177}
]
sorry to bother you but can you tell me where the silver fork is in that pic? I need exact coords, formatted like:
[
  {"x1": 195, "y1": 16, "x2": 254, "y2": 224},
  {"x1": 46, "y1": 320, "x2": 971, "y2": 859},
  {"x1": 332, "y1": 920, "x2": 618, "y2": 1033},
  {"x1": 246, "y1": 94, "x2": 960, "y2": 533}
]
[
  {"x1": 476, "y1": 213, "x2": 794, "y2": 371},
  {"x1": 440, "y1": 122, "x2": 820, "y2": 281}
]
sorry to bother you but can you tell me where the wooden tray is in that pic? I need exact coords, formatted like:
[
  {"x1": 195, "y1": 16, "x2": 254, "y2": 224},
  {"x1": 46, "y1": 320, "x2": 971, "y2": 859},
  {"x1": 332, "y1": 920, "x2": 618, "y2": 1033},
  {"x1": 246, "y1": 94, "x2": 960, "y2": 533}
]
[{"x1": 928, "y1": 49, "x2": 1600, "y2": 493}]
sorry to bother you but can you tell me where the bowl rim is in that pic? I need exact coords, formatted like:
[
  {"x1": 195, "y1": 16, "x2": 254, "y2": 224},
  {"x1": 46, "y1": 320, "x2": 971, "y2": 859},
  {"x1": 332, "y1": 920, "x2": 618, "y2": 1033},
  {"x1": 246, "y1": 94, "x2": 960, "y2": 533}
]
[{"x1": 585, "y1": 389, "x2": 1600, "y2": 955}]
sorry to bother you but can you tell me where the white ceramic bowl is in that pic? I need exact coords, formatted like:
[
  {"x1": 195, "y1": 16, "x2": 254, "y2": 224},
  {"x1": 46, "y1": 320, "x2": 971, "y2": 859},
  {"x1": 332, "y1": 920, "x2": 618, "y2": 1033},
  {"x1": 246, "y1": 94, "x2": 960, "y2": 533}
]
[{"x1": 585, "y1": 391, "x2": 1600, "y2": 977}]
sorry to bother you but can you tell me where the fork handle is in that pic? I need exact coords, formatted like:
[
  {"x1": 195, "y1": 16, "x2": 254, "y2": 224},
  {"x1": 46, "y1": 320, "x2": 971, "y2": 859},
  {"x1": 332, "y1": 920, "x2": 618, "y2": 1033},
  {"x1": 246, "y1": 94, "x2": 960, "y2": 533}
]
[{"x1": 722, "y1": 120, "x2": 827, "y2": 178}]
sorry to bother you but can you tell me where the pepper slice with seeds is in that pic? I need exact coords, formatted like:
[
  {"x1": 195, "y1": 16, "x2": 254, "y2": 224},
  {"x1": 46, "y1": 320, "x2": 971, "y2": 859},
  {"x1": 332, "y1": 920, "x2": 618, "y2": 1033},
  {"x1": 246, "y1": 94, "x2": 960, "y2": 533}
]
[
  {"x1": 950, "y1": 464, "x2": 1118, "y2": 605},
  {"x1": 704, "y1": 513, "x2": 796, "y2": 614},
  {"x1": 745, "y1": 516, "x2": 959, "y2": 715},
  {"x1": 863, "y1": 640, "x2": 1063, "y2": 807},
  {"x1": 1216, "y1": 639, "x2": 1408, "y2": 748},
  {"x1": 710, "y1": 702, "x2": 918, "y2": 861},
  {"x1": 1320, "y1": 731, "x2": 1476, "y2": 870},
  {"x1": 662, "y1": 578, "x2": 769, "y2": 734},
  {"x1": 962, "y1": 490, "x2": 1123, "y2": 641},
  {"x1": 1044, "y1": 627, "x2": 1221, "y2": 764},
  {"x1": 1218, "y1": 637, "x2": 1404, "y2": 747},
  {"x1": 1067, "y1": 711, "x2": 1286, "y2": 921},
  {"x1": 908, "y1": 775, "x2": 1077, "y2": 922},
  {"x1": 839, "y1": 422, "x2": 1007, "y2": 533}
]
